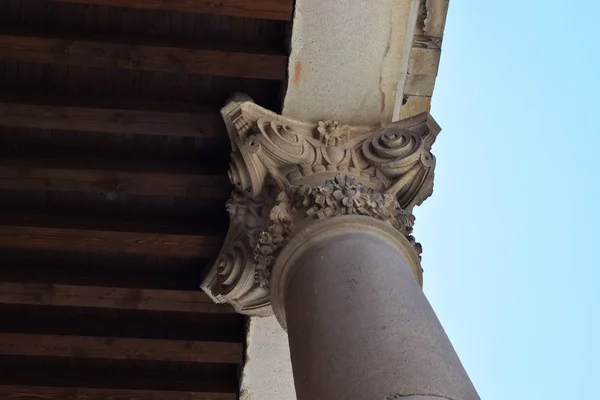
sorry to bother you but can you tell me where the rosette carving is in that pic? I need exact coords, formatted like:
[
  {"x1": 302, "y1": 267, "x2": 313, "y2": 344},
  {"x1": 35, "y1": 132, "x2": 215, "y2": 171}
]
[
  {"x1": 317, "y1": 121, "x2": 350, "y2": 146},
  {"x1": 202, "y1": 94, "x2": 440, "y2": 316}
]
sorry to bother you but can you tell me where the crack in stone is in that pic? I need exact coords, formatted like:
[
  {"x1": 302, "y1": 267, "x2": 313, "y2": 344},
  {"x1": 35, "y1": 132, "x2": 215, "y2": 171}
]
[
  {"x1": 417, "y1": 0, "x2": 428, "y2": 34},
  {"x1": 423, "y1": 0, "x2": 432, "y2": 33},
  {"x1": 385, "y1": 394, "x2": 457, "y2": 400},
  {"x1": 378, "y1": 10, "x2": 394, "y2": 115}
]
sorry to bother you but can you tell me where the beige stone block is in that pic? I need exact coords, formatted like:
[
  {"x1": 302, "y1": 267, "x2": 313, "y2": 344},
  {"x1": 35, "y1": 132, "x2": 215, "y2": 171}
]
[
  {"x1": 424, "y1": 0, "x2": 450, "y2": 38},
  {"x1": 400, "y1": 95, "x2": 432, "y2": 119},
  {"x1": 409, "y1": 47, "x2": 441, "y2": 76},
  {"x1": 282, "y1": 0, "x2": 420, "y2": 125},
  {"x1": 405, "y1": 74, "x2": 437, "y2": 97},
  {"x1": 240, "y1": 316, "x2": 296, "y2": 400},
  {"x1": 413, "y1": 35, "x2": 443, "y2": 50}
]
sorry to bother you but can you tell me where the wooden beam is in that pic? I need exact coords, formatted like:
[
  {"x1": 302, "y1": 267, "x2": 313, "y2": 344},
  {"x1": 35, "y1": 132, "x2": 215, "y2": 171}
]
[
  {"x1": 0, "y1": 282, "x2": 234, "y2": 314},
  {"x1": 0, "y1": 101, "x2": 223, "y2": 138},
  {"x1": 0, "y1": 225, "x2": 222, "y2": 257},
  {"x1": 0, "y1": 165, "x2": 231, "y2": 198},
  {"x1": 0, "y1": 33, "x2": 287, "y2": 80},
  {"x1": 0, "y1": 333, "x2": 243, "y2": 363},
  {"x1": 0, "y1": 385, "x2": 236, "y2": 400},
  {"x1": 0, "y1": 363, "x2": 238, "y2": 394},
  {"x1": 50, "y1": 0, "x2": 294, "y2": 21}
]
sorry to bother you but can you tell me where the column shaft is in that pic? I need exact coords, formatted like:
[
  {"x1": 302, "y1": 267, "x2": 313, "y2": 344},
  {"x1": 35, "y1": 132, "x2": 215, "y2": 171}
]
[{"x1": 283, "y1": 228, "x2": 479, "y2": 400}]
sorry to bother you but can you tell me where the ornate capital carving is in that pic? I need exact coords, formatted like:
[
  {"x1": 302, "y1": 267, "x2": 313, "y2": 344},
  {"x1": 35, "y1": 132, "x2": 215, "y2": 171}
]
[{"x1": 201, "y1": 94, "x2": 440, "y2": 316}]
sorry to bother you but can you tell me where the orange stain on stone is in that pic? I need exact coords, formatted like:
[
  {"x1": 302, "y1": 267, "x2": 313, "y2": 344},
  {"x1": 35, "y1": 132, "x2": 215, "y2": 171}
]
[{"x1": 293, "y1": 61, "x2": 302, "y2": 85}]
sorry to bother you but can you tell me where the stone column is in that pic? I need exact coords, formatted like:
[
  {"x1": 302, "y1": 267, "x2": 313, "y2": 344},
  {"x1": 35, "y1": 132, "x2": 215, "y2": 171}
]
[
  {"x1": 272, "y1": 216, "x2": 477, "y2": 400},
  {"x1": 201, "y1": 95, "x2": 479, "y2": 399}
]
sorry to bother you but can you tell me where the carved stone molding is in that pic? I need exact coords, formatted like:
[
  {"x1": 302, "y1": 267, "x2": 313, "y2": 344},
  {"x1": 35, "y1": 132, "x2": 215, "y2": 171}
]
[{"x1": 201, "y1": 94, "x2": 440, "y2": 316}]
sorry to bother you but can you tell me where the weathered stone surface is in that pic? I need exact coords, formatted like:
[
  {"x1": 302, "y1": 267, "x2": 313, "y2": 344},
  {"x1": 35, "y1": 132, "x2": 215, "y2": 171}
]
[
  {"x1": 401, "y1": 95, "x2": 433, "y2": 119},
  {"x1": 405, "y1": 74, "x2": 437, "y2": 97},
  {"x1": 398, "y1": 0, "x2": 450, "y2": 121},
  {"x1": 422, "y1": 0, "x2": 450, "y2": 39},
  {"x1": 409, "y1": 48, "x2": 442, "y2": 77},
  {"x1": 282, "y1": 0, "x2": 421, "y2": 125},
  {"x1": 239, "y1": 316, "x2": 296, "y2": 400}
]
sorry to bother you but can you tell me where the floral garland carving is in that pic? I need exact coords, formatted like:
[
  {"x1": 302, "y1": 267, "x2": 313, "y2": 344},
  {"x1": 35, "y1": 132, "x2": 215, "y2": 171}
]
[
  {"x1": 297, "y1": 174, "x2": 415, "y2": 235},
  {"x1": 253, "y1": 174, "x2": 418, "y2": 289},
  {"x1": 254, "y1": 192, "x2": 294, "y2": 289}
]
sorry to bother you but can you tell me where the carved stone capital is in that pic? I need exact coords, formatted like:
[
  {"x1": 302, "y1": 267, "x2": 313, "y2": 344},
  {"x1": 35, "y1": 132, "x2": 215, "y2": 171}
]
[{"x1": 201, "y1": 94, "x2": 440, "y2": 316}]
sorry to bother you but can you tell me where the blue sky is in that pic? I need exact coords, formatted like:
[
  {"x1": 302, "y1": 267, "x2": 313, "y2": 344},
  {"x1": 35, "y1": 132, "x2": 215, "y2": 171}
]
[{"x1": 415, "y1": 1, "x2": 600, "y2": 398}]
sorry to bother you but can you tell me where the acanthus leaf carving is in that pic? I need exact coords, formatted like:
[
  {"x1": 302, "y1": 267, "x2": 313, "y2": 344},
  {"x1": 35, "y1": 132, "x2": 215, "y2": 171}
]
[{"x1": 202, "y1": 95, "x2": 440, "y2": 316}]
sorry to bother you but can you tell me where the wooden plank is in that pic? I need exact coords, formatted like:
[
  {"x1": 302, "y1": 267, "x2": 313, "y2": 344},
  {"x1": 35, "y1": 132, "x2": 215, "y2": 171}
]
[
  {"x1": 0, "y1": 282, "x2": 234, "y2": 314},
  {"x1": 0, "y1": 165, "x2": 231, "y2": 198},
  {"x1": 0, "y1": 225, "x2": 222, "y2": 257},
  {"x1": 0, "y1": 33, "x2": 287, "y2": 80},
  {"x1": 0, "y1": 385, "x2": 236, "y2": 400},
  {"x1": 0, "y1": 333, "x2": 243, "y2": 363},
  {"x1": 0, "y1": 101, "x2": 223, "y2": 137},
  {"x1": 50, "y1": 0, "x2": 294, "y2": 21},
  {"x1": 0, "y1": 206, "x2": 228, "y2": 237},
  {"x1": 0, "y1": 363, "x2": 238, "y2": 393},
  {"x1": 0, "y1": 302, "x2": 244, "y2": 343}
]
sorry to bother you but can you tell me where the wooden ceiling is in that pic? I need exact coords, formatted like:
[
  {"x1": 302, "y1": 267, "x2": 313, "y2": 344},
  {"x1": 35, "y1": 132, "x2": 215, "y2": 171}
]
[{"x1": 0, "y1": 0, "x2": 291, "y2": 399}]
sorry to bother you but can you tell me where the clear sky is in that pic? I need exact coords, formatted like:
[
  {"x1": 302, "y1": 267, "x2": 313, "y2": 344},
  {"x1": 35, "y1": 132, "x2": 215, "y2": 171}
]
[{"x1": 415, "y1": 1, "x2": 600, "y2": 398}]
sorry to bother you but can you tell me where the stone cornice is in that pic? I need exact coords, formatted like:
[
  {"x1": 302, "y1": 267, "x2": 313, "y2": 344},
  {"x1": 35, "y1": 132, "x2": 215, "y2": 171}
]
[
  {"x1": 401, "y1": 0, "x2": 450, "y2": 119},
  {"x1": 201, "y1": 95, "x2": 440, "y2": 316}
]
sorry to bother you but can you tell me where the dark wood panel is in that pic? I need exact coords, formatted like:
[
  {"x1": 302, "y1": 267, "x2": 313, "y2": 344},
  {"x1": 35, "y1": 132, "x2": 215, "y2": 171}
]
[
  {"x1": 0, "y1": 303, "x2": 244, "y2": 342},
  {"x1": 0, "y1": 385, "x2": 236, "y2": 400},
  {"x1": 51, "y1": 0, "x2": 294, "y2": 21},
  {"x1": 0, "y1": 165, "x2": 231, "y2": 198},
  {"x1": 0, "y1": 61, "x2": 283, "y2": 109},
  {"x1": 0, "y1": 33, "x2": 287, "y2": 80},
  {"x1": 0, "y1": 361, "x2": 238, "y2": 392},
  {"x1": 0, "y1": 250, "x2": 209, "y2": 291},
  {"x1": 0, "y1": 259, "x2": 208, "y2": 291},
  {"x1": 0, "y1": 225, "x2": 222, "y2": 257},
  {"x1": 0, "y1": 333, "x2": 243, "y2": 363},
  {"x1": 0, "y1": 206, "x2": 228, "y2": 235},
  {"x1": 0, "y1": 0, "x2": 273, "y2": 394},
  {"x1": 0, "y1": 101, "x2": 223, "y2": 138},
  {"x1": 0, "y1": 282, "x2": 233, "y2": 314}
]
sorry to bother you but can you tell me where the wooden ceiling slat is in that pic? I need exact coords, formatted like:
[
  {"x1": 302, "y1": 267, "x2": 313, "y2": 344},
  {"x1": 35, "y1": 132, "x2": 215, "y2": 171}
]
[
  {"x1": 0, "y1": 101, "x2": 223, "y2": 138},
  {"x1": 0, "y1": 0, "x2": 276, "y2": 394},
  {"x1": 0, "y1": 363, "x2": 239, "y2": 393},
  {"x1": 0, "y1": 282, "x2": 234, "y2": 314},
  {"x1": 0, "y1": 385, "x2": 237, "y2": 400},
  {"x1": 0, "y1": 258, "x2": 207, "y2": 292},
  {"x1": 0, "y1": 225, "x2": 222, "y2": 257},
  {"x1": 0, "y1": 206, "x2": 228, "y2": 236},
  {"x1": 50, "y1": 0, "x2": 294, "y2": 21},
  {"x1": 0, "y1": 165, "x2": 231, "y2": 198},
  {"x1": 0, "y1": 33, "x2": 287, "y2": 80},
  {"x1": 0, "y1": 333, "x2": 243, "y2": 363},
  {"x1": 0, "y1": 304, "x2": 244, "y2": 343}
]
